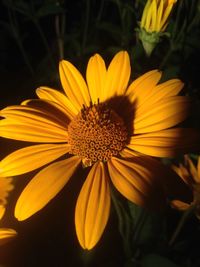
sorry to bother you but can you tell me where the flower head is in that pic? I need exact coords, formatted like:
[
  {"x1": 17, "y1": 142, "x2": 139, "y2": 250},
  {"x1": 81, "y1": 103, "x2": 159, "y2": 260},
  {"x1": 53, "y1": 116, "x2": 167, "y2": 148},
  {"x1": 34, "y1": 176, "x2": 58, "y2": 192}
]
[
  {"x1": 0, "y1": 175, "x2": 17, "y2": 245},
  {"x1": 0, "y1": 51, "x2": 196, "y2": 249},
  {"x1": 171, "y1": 155, "x2": 200, "y2": 219},
  {"x1": 138, "y1": 0, "x2": 177, "y2": 56}
]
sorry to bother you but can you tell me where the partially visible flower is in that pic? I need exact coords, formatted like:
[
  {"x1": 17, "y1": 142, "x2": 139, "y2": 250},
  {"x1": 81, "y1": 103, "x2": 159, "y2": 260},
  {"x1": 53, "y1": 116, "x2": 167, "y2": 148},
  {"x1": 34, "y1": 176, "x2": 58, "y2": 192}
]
[
  {"x1": 0, "y1": 51, "x2": 197, "y2": 249},
  {"x1": 138, "y1": 0, "x2": 177, "y2": 56},
  {"x1": 171, "y1": 155, "x2": 200, "y2": 219},
  {"x1": 0, "y1": 175, "x2": 17, "y2": 245}
]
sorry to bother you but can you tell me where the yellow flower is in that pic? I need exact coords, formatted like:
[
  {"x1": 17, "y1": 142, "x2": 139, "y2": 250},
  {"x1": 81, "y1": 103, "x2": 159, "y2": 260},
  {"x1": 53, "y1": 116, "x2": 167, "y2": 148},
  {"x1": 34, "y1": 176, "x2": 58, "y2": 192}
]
[
  {"x1": 0, "y1": 176, "x2": 17, "y2": 245},
  {"x1": 141, "y1": 0, "x2": 177, "y2": 32},
  {"x1": 171, "y1": 155, "x2": 200, "y2": 219},
  {"x1": 139, "y1": 0, "x2": 177, "y2": 56},
  {"x1": 0, "y1": 51, "x2": 196, "y2": 249}
]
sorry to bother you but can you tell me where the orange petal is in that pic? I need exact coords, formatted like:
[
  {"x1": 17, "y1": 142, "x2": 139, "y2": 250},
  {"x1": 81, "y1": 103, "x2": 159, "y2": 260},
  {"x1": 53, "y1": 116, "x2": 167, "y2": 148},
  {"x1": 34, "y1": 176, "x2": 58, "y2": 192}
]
[
  {"x1": 108, "y1": 156, "x2": 164, "y2": 210},
  {"x1": 0, "y1": 205, "x2": 5, "y2": 220},
  {"x1": 171, "y1": 200, "x2": 190, "y2": 211},
  {"x1": 1, "y1": 104, "x2": 70, "y2": 129},
  {"x1": 0, "y1": 118, "x2": 68, "y2": 143},
  {"x1": 75, "y1": 162, "x2": 110, "y2": 249},
  {"x1": 121, "y1": 148, "x2": 192, "y2": 202},
  {"x1": 86, "y1": 54, "x2": 106, "y2": 103},
  {"x1": 197, "y1": 157, "x2": 200, "y2": 182},
  {"x1": 20, "y1": 99, "x2": 72, "y2": 125},
  {"x1": 0, "y1": 228, "x2": 17, "y2": 245},
  {"x1": 128, "y1": 128, "x2": 198, "y2": 157},
  {"x1": 133, "y1": 96, "x2": 190, "y2": 134},
  {"x1": 103, "y1": 51, "x2": 130, "y2": 101},
  {"x1": 36, "y1": 87, "x2": 77, "y2": 118},
  {"x1": 184, "y1": 155, "x2": 199, "y2": 183},
  {"x1": 0, "y1": 143, "x2": 70, "y2": 176},
  {"x1": 15, "y1": 156, "x2": 80, "y2": 221},
  {"x1": 59, "y1": 60, "x2": 90, "y2": 110},
  {"x1": 136, "y1": 79, "x2": 184, "y2": 114}
]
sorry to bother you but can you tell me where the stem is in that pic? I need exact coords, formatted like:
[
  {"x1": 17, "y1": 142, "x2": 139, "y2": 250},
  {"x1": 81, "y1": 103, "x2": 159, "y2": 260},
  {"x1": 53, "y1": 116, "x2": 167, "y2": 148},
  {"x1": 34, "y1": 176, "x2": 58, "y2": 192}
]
[
  {"x1": 55, "y1": 14, "x2": 65, "y2": 60},
  {"x1": 96, "y1": 0, "x2": 105, "y2": 22},
  {"x1": 7, "y1": 8, "x2": 34, "y2": 75},
  {"x1": 168, "y1": 205, "x2": 195, "y2": 246},
  {"x1": 132, "y1": 209, "x2": 147, "y2": 245},
  {"x1": 33, "y1": 19, "x2": 56, "y2": 70},
  {"x1": 110, "y1": 188, "x2": 132, "y2": 258},
  {"x1": 159, "y1": 45, "x2": 173, "y2": 69}
]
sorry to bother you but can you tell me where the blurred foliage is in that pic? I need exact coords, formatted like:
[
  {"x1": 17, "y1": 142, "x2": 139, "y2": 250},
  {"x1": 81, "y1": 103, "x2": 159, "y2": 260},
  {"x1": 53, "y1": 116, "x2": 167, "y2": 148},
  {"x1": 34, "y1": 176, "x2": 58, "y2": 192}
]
[{"x1": 0, "y1": 0, "x2": 200, "y2": 266}]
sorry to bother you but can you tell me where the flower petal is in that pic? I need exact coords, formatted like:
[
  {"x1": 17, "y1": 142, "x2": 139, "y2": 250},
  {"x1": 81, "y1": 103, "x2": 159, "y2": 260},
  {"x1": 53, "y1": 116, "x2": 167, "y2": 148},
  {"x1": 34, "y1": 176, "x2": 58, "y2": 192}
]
[
  {"x1": 171, "y1": 200, "x2": 190, "y2": 211},
  {"x1": 0, "y1": 119, "x2": 68, "y2": 143},
  {"x1": 75, "y1": 162, "x2": 110, "y2": 249},
  {"x1": 197, "y1": 157, "x2": 200, "y2": 182},
  {"x1": 0, "y1": 144, "x2": 70, "y2": 176},
  {"x1": 1, "y1": 104, "x2": 69, "y2": 130},
  {"x1": 126, "y1": 70, "x2": 162, "y2": 107},
  {"x1": 120, "y1": 148, "x2": 192, "y2": 202},
  {"x1": 86, "y1": 54, "x2": 106, "y2": 103},
  {"x1": 21, "y1": 99, "x2": 72, "y2": 125},
  {"x1": 184, "y1": 155, "x2": 199, "y2": 183},
  {"x1": 133, "y1": 96, "x2": 190, "y2": 134},
  {"x1": 156, "y1": 0, "x2": 164, "y2": 31},
  {"x1": 59, "y1": 60, "x2": 90, "y2": 110},
  {"x1": 136, "y1": 79, "x2": 184, "y2": 114},
  {"x1": 108, "y1": 156, "x2": 164, "y2": 210},
  {"x1": 103, "y1": 51, "x2": 130, "y2": 101},
  {"x1": 128, "y1": 128, "x2": 198, "y2": 157},
  {"x1": 36, "y1": 87, "x2": 78, "y2": 118},
  {"x1": 15, "y1": 156, "x2": 80, "y2": 221},
  {"x1": 0, "y1": 228, "x2": 17, "y2": 245},
  {"x1": 172, "y1": 164, "x2": 193, "y2": 188},
  {"x1": 0, "y1": 205, "x2": 5, "y2": 220}
]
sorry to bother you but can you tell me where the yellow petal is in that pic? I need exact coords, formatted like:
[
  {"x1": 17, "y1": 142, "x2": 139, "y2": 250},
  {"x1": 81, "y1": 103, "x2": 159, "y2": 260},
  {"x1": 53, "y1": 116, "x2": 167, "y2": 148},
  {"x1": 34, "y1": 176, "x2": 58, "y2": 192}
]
[
  {"x1": 144, "y1": 0, "x2": 154, "y2": 31},
  {"x1": 160, "y1": 3, "x2": 174, "y2": 30},
  {"x1": 121, "y1": 148, "x2": 192, "y2": 202},
  {"x1": 184, "y1": 155, "x2": 199, "y2": 183},
  {"x1": 86, "y1": 54, "x2": 106, "y2": 103},
  {"x1": 0, "y1": 144, "x2": 70, "y2": 176},
  {"x1": 136, "y1": 79, "x2": 184, "y2": 114},
  {"x1": 0, "y1": 228, "x2": 17, "y2": 245},
  {"x1": 103, "y1": 51, "x2": 130, "y2": 101},
  {"x1": 134, "y1": 96, "x2": 190, "y2": 134},
  {"x1": 141, "y1": 0, "x2": 151, "y2": 28},
  {"x1": 108, "y1": 157, "x2": 164, "y2": 210},
  {"x1": 126, "y1": 70, "x2": 162, "y2": 108},
  {"x1": 156, "y1": 0, "x2": 164, "y2": 31},
  {"x1": 59, "y1": 60, "x2": 90, "y2": 110},
  {"x1": 0, "y1": 205, "x2": 5, "y2": 220},
  {"x1": 0, "y1": 177, "x2": 14, "y2": 205},
  {"x1": 1, "y1": 104, "x2": 69, "y2": 130},
  {"x1": 197, "y1": 157, "x2": 200, "y2": 182},
  {"x1": 75, "y1": 162, "x2": 110, "y2": 250},
  {"x1": 15, "y1": 156, "x2": 80, "y2": 221},
  {"x1": 0, "y1": 119, "x2": 68, "y2": 143},
  {"x1": 128, "y1": 128, "x2": 198, "y2": 158},
  {"x1": 21, "y1": 98, "x2": 72, "y2": 125},
  {"x1": 36, "y1": 86, "x2": 78, "y2": 118},
  {"x1": 151, "y1": 0, "x2": 158, "y2": 31},
  {"x1": 171, "y1": 200, "x2": 190, "y2": 211}
]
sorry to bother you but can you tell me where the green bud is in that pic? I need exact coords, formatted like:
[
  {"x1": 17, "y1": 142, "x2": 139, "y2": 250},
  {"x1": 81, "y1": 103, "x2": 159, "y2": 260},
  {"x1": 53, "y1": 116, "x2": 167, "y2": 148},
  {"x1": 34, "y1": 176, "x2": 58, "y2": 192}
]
[{"x1": 138, "y1": 28, "x2": 163, "y2": 57}]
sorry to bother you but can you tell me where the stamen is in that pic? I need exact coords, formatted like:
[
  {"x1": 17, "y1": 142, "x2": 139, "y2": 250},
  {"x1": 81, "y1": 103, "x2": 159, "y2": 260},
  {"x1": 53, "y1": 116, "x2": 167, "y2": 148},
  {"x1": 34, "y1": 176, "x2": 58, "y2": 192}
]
[{"x1": 67, "y1": 103, "x2": 128, "y2": 167}]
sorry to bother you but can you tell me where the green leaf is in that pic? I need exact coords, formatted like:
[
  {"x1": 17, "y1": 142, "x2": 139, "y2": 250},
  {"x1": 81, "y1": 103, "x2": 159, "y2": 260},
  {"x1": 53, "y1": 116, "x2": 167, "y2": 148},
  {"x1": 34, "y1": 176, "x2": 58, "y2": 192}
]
[
  {"x1": 36, "y1": 4, "x2": 64, "y2": 18},
  {"x1": 128, "y1": 202, "x2": 164, "y2": 247},
  {"x1": 141, "y1": 254, "x2": 180, "y2": 267}
]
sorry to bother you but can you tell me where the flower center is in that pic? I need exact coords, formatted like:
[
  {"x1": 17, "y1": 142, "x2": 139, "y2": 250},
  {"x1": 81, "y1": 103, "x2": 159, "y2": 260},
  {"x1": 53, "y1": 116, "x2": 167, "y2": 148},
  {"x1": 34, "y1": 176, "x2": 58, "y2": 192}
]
[{"x1": 67, "y1": 103, "x2": 128, "y2": 167}]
